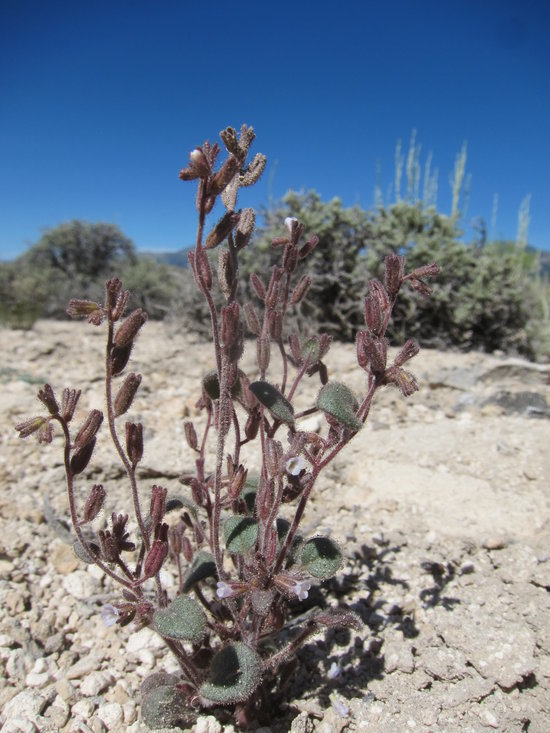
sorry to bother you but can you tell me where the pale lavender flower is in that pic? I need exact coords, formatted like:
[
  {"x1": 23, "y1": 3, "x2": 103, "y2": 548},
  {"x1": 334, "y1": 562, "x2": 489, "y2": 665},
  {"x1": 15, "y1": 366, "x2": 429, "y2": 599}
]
[
  {"x1": 286, "y1": 455, "x2": 306, "y2": 477},
  {"x1": 327, "y1": 661, "x2": 342, "y2": 679},
  {"x1": 216, "y1": 580, "x2": 248, "y2": 599},
  {"x1": 101, "y1": 603, "x2": 120, "y2": 627}
]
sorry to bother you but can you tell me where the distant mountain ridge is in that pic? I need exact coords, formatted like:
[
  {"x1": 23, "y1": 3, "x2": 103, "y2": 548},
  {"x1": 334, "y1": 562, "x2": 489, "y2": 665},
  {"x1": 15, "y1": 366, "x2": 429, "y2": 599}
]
[{"x1": 138, "y1": 248, "x2": 191, "y2": 268}]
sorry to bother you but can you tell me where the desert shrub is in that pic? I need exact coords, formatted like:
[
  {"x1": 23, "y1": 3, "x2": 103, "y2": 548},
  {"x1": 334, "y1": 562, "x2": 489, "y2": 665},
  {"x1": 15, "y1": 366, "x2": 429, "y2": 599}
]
[{"x1": 1, "y1": 221, "x2": 180, "y2": 326}]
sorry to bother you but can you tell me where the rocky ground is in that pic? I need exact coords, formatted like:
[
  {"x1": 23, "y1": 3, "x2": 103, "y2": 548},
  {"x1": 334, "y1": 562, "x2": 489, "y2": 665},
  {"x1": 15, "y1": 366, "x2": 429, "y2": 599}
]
[{"x1": 0, "y1": 319, "x2": 549, "y2": 733}]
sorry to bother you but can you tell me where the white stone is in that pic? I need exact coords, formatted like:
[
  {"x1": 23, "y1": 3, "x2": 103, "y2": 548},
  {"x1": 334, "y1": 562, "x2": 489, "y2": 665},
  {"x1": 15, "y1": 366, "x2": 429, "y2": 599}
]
[
  {"x1": 72, "y1": 699, "x2": 96, "y2": 718},
  {"x1": 80, "y1": 670, "x2": 115, "y2": 696},
  {"x1": 97, "y1": 702, "x2": 124, "y2": 730},
  {"x1": 194, "y1": 715, "x2": 223, "y2": 733},
  {"x1": 2, "y1": 689, "x2": 46, "y2": 722},
  {"x1": 126, "y1": 626, "x2": 164, "y2": 653},
  {"x1": 1, "y1": 720, "x2": 38, "y2": 733},
  {"x1": 62, "y1": 570, "x2": 97, "y2": 599}
]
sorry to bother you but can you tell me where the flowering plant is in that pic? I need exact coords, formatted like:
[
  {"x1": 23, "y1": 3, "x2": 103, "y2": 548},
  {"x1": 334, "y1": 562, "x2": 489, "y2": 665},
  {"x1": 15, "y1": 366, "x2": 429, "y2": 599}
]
[{"x1": 16, "y1": 125, "x2": 438, "y2": 729}]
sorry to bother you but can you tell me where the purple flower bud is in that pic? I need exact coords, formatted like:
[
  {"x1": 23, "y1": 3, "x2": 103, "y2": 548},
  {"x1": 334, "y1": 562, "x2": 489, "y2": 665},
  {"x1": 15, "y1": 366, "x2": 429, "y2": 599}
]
[
  {"x1": 114, "y1": 309, "x2": 148, "y2": 348},
  {"x1": 114, "y1": 373, "x2": 142, "y2": 418},
  {"x1": 61, "y1": 388, "x2": 81, "y2": 422},
  {"x1": 81, "y1": 484, "x2": 106, "y2": 524},
  {"x1": 125, "y1": 422, "x2": 143, "y2": 467},
  {"x1": 74, "y1": 409, "x2": 103, "y2": 449},
  {"x1": 70, "y1": 438, "x2": 96, "y2": 475},
  {"x1": 37, "y1": 384, "x2": 59, "y2": 415}
]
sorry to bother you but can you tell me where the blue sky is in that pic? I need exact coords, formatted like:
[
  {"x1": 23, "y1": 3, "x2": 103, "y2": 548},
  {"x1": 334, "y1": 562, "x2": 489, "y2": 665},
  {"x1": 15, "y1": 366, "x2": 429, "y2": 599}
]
[{"x1": 1, "y1": 0, "x2": 549, "y2": 260}]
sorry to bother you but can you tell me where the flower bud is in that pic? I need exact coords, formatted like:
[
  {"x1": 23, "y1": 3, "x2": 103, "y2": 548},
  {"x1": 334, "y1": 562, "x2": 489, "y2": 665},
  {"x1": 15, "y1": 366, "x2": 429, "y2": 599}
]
[
  {"x1": 383, "y1": 366, "x2": 419, "y2": 397},
  {"x1": 288, "y1": 333, "x2": 302, "y2": 364},
  {"x1": 81, "y1": 484, "x2": 106, "y2": 524},
  {"x1": 290, "y1": 275, "x2": 311, "y2": 305},
  {"x1": 74, "y1": 409, "x2": 103, "y2": 449},
  {"x1": 394, "y1": 339, "x2": 420, "y2": 367},
  {"x1": 114, "y1": 309, "x2": 148, "y2": 348},
  {"x1": 61, "y1": 388, "x2": 81, "y2": 422},
  {"x1": 210, "y1": 155, "x2": 240, "y2": 196},
  {"x1": 184, "y1": 421, "x2": 198, "y2": 451},
  {"x1": 110, "y1": 342, "x2": 133, "y2": 377},
  {"x1": 384, "y1": 254, "x2": 405, "y2": 298},
  {"x1": 125, "y1": 422, "x2": 143, "y2": 467},
  {"x1": 268, "y1": 310, "x2": 282, "y2": 342},
  {"x1": 189, "y1": 147, "x2": 211, "y2": 178},
  {"x1": 205, "y1": 212, "x2": 238, "y2": 250},
  {"x1": 196, "y1": 249, "x2": 213, "y2": 291},
  {"x1": 15, "y1": 416, "x2": 47, "y2": 439},
  {"x1": 239, "y1": 153, "x2": 267, "y2": 187},
  {"x1": 228, "y1": 464, "x2": 247, "y2": 500},
  {"x1": 143, "y1": 524, "x2": 169, "y2": 578},
  {"x1": 70, "y1": 437, "x2": 96, "y2": 475},
  {"x1": 250, "y1": 273, "x2": 266, "y2": 300},
  {"x1": 150, "y1": 485, "x2": 167, "y2": 528},
  {"x1": 284, "y1": 217, "x2": 298, "y2": 236},
  {"x1": 298, "y1": 234, "x2": 319, "y2": 260},
  {"x1": 37, "y1": 384, "x2": 59, "y2": 415},
  {"x1": 409, "y1": 262, "x2": 440, "y2": 279},
  {"x1": 257, "y1": 336, "x2": 271, "y2": 372},
  {"x1": 221, "y1": 302, "x2": 240, "y2": 348},
  {"x1": 66, "y1": 299, "x2": 104, "y2": 325},
  {"x1": 243, "y1": 302, "x2": 261, "y2": 335},
  {"x1": 114, "y1": 373, "x2": 142, "y2": 417},
  {"x1": 235, "y1": 208, "x2": 256, "y2": 249}
]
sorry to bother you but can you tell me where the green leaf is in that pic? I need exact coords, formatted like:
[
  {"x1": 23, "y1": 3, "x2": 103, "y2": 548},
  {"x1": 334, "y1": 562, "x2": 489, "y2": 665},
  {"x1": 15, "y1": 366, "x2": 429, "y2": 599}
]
[
  {"x1": 140, "y1": 684, "x2": 194, "y2": 729},
  {"x1": 199, "y1": 642, "x2": 263, "y2": 704},
  {"x1": 249, "y1": 381, "x2": 295, "y2": 427},
  {"x1": 242, "y1": 476, "x2": 259, "y2": 513},
  {"x1": 153, "y1": 594, "x2": 207, "y2": 643},
  {"x1": 224, "y1": 516, "x2": 258, "y2": 554},
  {"x1": 182, "y1": 550, "x2": 217, "y2": 591},
  {"x1": 316, "y1": 382, "x2": 362, "y2": 431},
  {"x1": 300, "y1": 536, "x2": 343, "y2": 579}
]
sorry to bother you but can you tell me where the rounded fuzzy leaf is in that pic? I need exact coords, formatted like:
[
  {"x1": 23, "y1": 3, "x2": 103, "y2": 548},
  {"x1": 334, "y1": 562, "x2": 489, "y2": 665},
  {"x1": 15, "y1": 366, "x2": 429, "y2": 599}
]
[
  {"x1": 224, "y1": 516, "x2": 258, "y2": 554},
  {"x1": 199, "y1": 642, "x2": 263, "y2": 704},
  {"x1": 72, "y1": 539, "x2": 100, "y2": 564},
  {"x1": 242, "y1": 476, "x2": 259, "y2": 513},
  {"x1": 141, "y1": 684, "x2": 194, "y2": 729},
  {"x1": 300, "y1": 536, "x2": 343, "y2": 579},
  {"x1": 249, "y1": 381, "x2": 295, "y2": 427},
  {"x1": 203, "y1": 369, "x2": 242, "y2": 401},
  {"x1": 154, "y1": 594, "x2": 207, "y2": 643},
  {"x1": 316, "y1": 382, "x2": 362, "y2": 431},
  {"x1": 182, "y1": 550, "x2": 217, "y2": 591}
]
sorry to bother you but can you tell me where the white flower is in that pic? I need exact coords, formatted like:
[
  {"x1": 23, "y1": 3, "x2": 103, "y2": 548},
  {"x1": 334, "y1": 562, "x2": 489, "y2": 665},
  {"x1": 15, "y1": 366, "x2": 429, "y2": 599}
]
[
  {"x1": 286, "y1": 455, "x2": 306, "y2": 477},
  {"x1": 293, "y1": 578, "x2": 311, "y2": 601},
  {"x1": 216, "y1": 580, "x2": 247, "y2": 599},
  {"x1": 216, "y1": 581, "x2": 233, "y2": 599},
  {"x1": 327, "y1": 661, "x2": 342, "y2": 679},
  {"x1": 101, "y1": 603, "x2": 120, "y2": 627},
  {"x1": 284, "y1": 217, "x2": 298, "y2": 235}
]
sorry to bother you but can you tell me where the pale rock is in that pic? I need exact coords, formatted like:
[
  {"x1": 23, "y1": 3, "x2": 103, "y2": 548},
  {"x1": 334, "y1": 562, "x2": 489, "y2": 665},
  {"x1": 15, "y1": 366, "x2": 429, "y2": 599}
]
[
  {"x1": 126, "y1": 626, "x2": 164, "y2": 654},
  {"x1": 64, "y1": 654, "x2": 102, "y2": 679},
  {"x1": 55, "y1": 677, "x2": 78, "y2": 702},
  {"x1": 44, "y1": 694, "x2": 70, "y2": 728},
  {"x1": 122, "y1": 700, "x2": 138, "y2": 724},
  {"x1": 62, "y1": 569, "x2": 97, "y2": 599},
  {"x1": 6, "y1": 648, "x2": 29, "y2": 679},
  {"x1": 1, "y1": 720, "x2": 38, "y2": 733},
  {"x1": 79, "y1": 669, "x2": 116, "y2": 696},
  {"x1": 50, "y1": 541, "x2": 79, "y2": 574},
  {"x1": 72, "y1": 699, "x2": 97, "y2": 719},
  {"x1": 2, "y1": 689, "x2": 46, "y2": 723},
  {"x1": 194, "y1": 715, "x2": 223, "y2": 733},
  {"x1": 97, "y1": 702, "x2": 124, "y2": 730}
]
